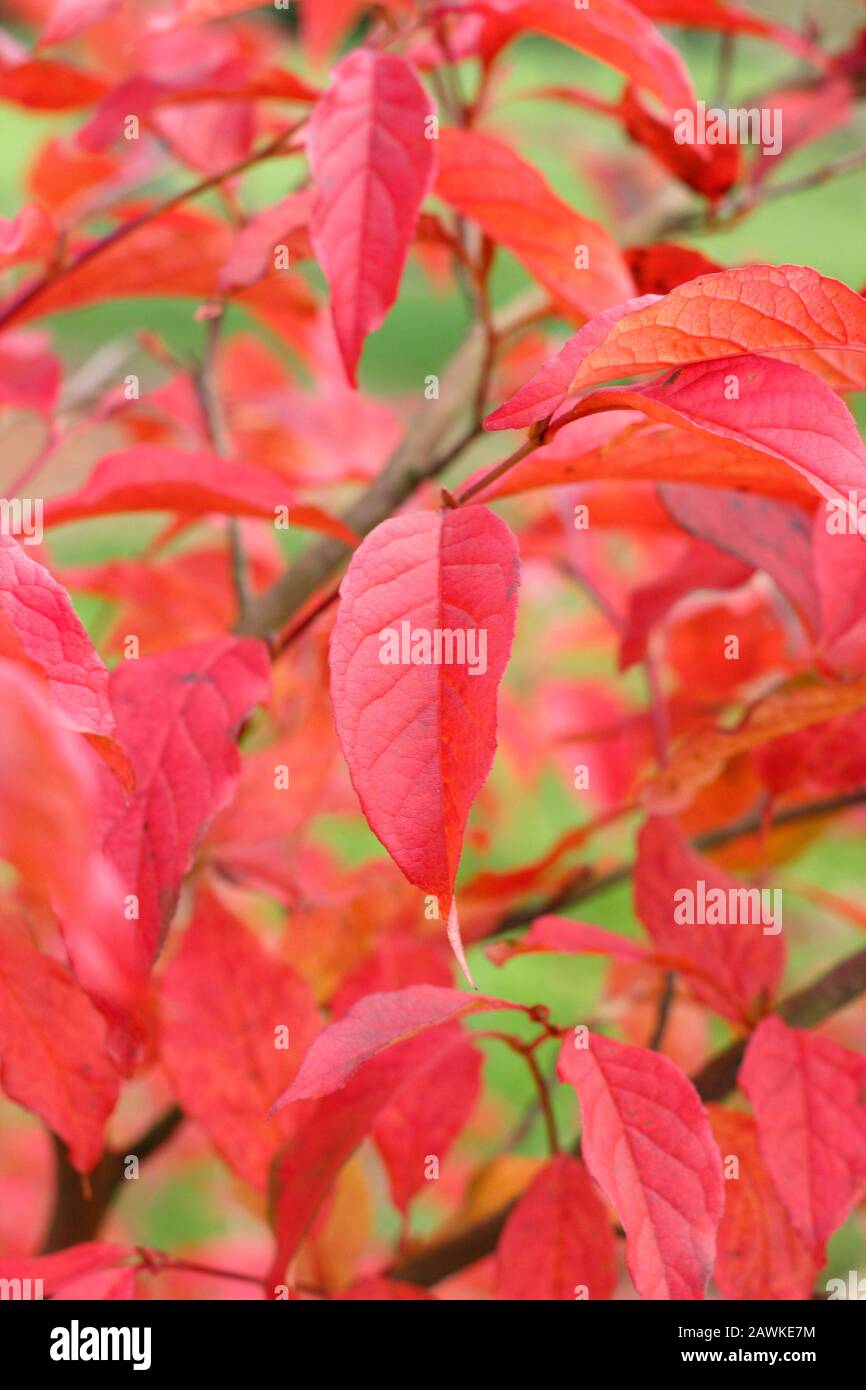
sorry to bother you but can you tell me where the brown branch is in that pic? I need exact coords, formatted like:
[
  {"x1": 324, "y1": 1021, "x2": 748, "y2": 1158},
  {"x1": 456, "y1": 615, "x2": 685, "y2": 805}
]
[
  {"x1": 390, "y1": 944, "x2": 866, "y2": 1287},
  {"x1": 486, "y1": 788, "x2": 866, "y2": 939},
  {"x1": 41, "y1": 1107, "x2": 184, "y2": 1254},
  {"x1": 0, "y1": 123, "x2": 305, "y2": 334},
  {"x1": 236, "y1": 289, "x2": 549, "y2": 639}
]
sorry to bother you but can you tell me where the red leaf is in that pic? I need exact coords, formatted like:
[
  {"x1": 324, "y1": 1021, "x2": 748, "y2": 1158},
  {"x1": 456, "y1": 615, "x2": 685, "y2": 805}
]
[
  {"x1": 269, "y1": 1027, "x2": 462, "y2": 1285},
  {"x1": 558, "y1": 1030, "x2": 724, "y2": 1299},
  {"x1": 0, "y1": 661, "x2": 143, "y2": 1039},
  {"x1": 488, "y1": 914, "x2": 650, "y2": 968},
  {"x1": 620, "y1": 538, "x2": 751, "y2": 669},
  {"x1": 0, "y1": 59, "x2": 107, "y2": 111},
  {"x1": 739, "y1": 1016, "x2": 866, "y2": 1251},
  {"x1": 657, "y1": 483, "x2": 820, "y2": 634},
  {"x1": 13, "y1": 206, "x2": 316, "y2": 354},
  {"x1": 308, "y1": 50, "x2": 436, "y2": 384},
  {"x1": 39, "y1": 0, "x2": 121, "y2": 47},
  {"x1": 0, "y1": 927, "x2": 120, "y2": 1172},
  {"x1": 474, "y1": 415, "x2": 817, "y2": 504},
  {"x1": 272, "y1": 984, "x2": 514, "y2": 1109},
  {"x1": 329, "y1": 506, "x2": 520, "y2": 973},
  {"x1": 436, "y1": 128, "x2": 634, "y2": 322},
  {"x1": 43, "y1": 446, "x2": 358, "y2": 545},
  {"x1": 573, "y1": 355, "x2": 866, "y2": 502},
  {"x1": 373, "y1": 1034, "x2": 482, "y2": 1212},
  {"x1": 99, "y1": 636, "x2": 271, "y2": 962},
  {"x1": 634, "y1": 816, "x2": 784, "y2": 1023},
  {"x1": 489, "y1": 0, "x2": 695, "y2": 110},
  {"x1": 218, "y1": 189, "x2": 314, "y2": 294},
  {"x1": 621, "y1": 87, "x2": 740, "y2": 199},
  {"x1": 0, "y1": 1243, "x2": 131, "y2": 1298},
  {"x1": 495, "y1": 1153, "x2": 618, "y2": 1300},
  {"x1": 625, "y1": 243, "x2": 723, "y2": 295},
  {"x1": 485, "y1": 296, "x2": 658, "y2": 431},
  {"x1": 159, "y1": 892, "x2": 321, "y2": 1190},
  {"x1": 709, "y1": 1106, "x2": 819, "y2": 1301},
  {"x1": 0, "y1": 532, "x2": 115, "y2": 741},
  {"x1": 564, "y1": 264, "x2": 866, "y2": 394}
]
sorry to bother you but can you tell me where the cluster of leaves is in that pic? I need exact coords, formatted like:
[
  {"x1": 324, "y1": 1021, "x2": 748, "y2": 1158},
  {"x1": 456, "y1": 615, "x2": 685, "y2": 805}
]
[{"x1": 0, "y1": 0, "x2": 865, "y2": 1301}]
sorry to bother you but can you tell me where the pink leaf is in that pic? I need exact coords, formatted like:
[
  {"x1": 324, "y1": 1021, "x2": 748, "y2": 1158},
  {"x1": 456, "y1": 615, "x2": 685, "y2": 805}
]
[
  {"x1": 0, "y1": 331, "x2": 61, "y2": 416},
  {"x1": 309, "y1": 50, "x2": 436, "y2": 384},
  {"x1": 38, "y1": 0, "x2": 121, "y2": 48},
  {"x1": 269, "y1": 1027, "x2": 461, "y2": 1284},
  {"x1": 634, "y1": 817, "x2": 784, "y2": 1023},
  {"x1": 0, "y1": 532, "x2": 115, "y2": 741},
  {"x1": 44, "y1": 446, "x2": 359, "y2": 545},
  {"x1": 485, "y1": 296, "x2": 659, "y2": 431},
  {"x1": 574, "y1": 355, "x2": 866, "y2": 502},
  {"x1": 0, "y1": 928, "x2": 120, "y2": 1172},
  {"x1": 272, "y1": 984, "x2": 515, "y2": 1109},
  {"x1": 658, "y1": 483, "x2": 820, "y2": 634},
  {"x1": 739, "y1": 1016, "x2": 866, "y2": 1251},
  {"x1": 373, "y1": 1034, "x2": 482, "y2": 1211},
  {"x1": 99, "y1": 636, "x2": 271, "y2": 962},
  {"x1": 558, "y1": 1030, "x2": 724, "y2": 1299},
  {"x1": 218, "y1": 189, "x2": 315, "y2": 294},
  {"x1": 488, "y1": 914, "x2": 650, "y2": 968},
  {"x1": 495, "y1": 1153, "x2": 618, "y2": 1300},
  {"x1": 329, "y1": 505, "x2": 520, "y2": 968},
  {"x1": 159, "y1": 892, "x2": 321, "y2": 1190}
]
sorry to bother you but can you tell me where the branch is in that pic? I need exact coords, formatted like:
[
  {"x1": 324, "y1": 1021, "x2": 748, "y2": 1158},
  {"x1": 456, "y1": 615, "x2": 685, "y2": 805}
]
[
  {"x1": 486, "y1": 789, "x2": 866, "y2": 939},
  {"x1": 390, "y1": 944, "x2": 866, "y2": 1287},
  {"x1": 0, "y1": 123, "x2": 305, "y2": 334},
  {"x1": 236, "y1": 289, "x2": 549, "y2": 638},
  {"x1": 41, "y1": 1107, "x2": 184, "y2": 1253}
]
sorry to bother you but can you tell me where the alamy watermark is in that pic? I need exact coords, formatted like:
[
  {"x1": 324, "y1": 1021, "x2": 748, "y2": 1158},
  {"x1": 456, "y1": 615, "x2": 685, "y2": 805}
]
[
  {"x1": 674, "y1": 880, "x2": 782, "y2": 936},
  {"x1": 378, "y1": 621, "x2": 488, "y2": 676},
  {"x1": 0, "y1": 497, "x2": 42, "y2": 545},
  {"x1": 674, "y1": 101, "x2": 783, "y2": 157}
]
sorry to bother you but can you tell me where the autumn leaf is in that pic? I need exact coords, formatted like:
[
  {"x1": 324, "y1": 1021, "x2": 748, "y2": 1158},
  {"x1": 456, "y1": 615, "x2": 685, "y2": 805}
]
[
  {"x1": 494, "y1": 1153, "x2": 618, "y2": 1300},
  {"x1": 0, "y1": 926, "x2": 120, "y2": 1173},
  {"x1": 634, "y1": 817, "x2": 784, "y2": 1023},
  {"x1": 98, "y1": 636, "x2": 271, "y2": 962},
  {"x1": 740, "y1": 1016, "x2": 866, "y2": 1251},
  {"x1": 558, "y1": 1030, "x2": 724, "y2": 1299},
  {"x1": 0, "y1": 532, "x2": 115, "y2": 741},
  {"x1": 330, "y1": 506, "x2": 519, "y2": 976},
  {"x1": 43, "y1": 446, "x2": 358, "y2": 545},
  {"x1": 436, "y1": 127, "x2": 634, "y2": 322},
  {"x1": 159, "y1": 892, "x2": 321, "y2": 1191},
  {"x1": 271, "y1": 984, "x2": 515, "y2": 1110},
  {"x1": 709, "y1": 1105, "x2": 819, "y2": 1301},
  {"x1": 308, "y1": 50, "x2": 436, "y2": 384}
]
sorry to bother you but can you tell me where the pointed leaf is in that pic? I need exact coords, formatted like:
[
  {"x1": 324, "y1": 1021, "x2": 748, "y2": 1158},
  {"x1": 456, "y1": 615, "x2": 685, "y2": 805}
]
[
  {"x1": 309, "y1": 50, "x2": 436, "y2": 383},
  {"x1": 740, "y1": 1016, "x2": 866, "y2": 1250},
  {"x1": 0, "y1": 928, "x2": 120, "y2": 1172},
  {"x1": 436, "y1": 127, "x2": 634, "y2": 321},
  {"x1": 558, "y1": 1030, "x2": 724, "y2": 1299},
  {"x1": 709, "y1": 1106, "x2": 819, "y2": 1301},
  {"x1": 272, "y1": 984, "x2": 516, "y2": 1109},
  {"x1": 635, "y1": 817, "x2": 784, "y2": 1023},
  {"x1": 329, "y1": 506, "x2": 520, "y2": 925},
  {"x1": 99, "y1": 637, "x2": 271, "y2": 962},
  {"x1": 159, "y1": 892, "x2": 321, "y2": 1190},
  {"x1": 495, "y1": 1153, "x2": 618, "y2": 1300}
]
